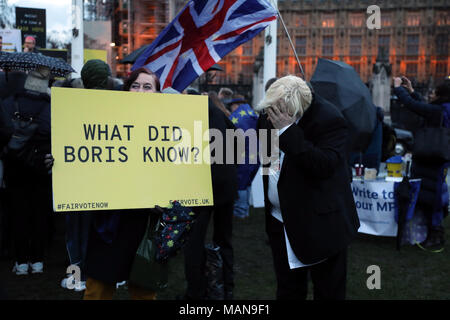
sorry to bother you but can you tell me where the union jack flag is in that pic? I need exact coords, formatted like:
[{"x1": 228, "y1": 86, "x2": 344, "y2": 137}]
[{"x1": 132, "y1": 0, "x2": 277, "y2": 92}]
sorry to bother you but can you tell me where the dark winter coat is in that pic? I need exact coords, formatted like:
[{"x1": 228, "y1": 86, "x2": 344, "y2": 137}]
[
  {"x1": 0, "y1": 90, "x2": 51, "y2": 184},
  {"x1": 85, "y1": 210, "x2": 150, "y2": 284},
  {"x1": 257, "y1": 94, "x2": 360, "y2": 264},
  {"x1": 394, "y1": 86, "x2": 450, "y2": 217},
  {"x1": 208, "y1": 98, "x2": 239, "y2": 206}
]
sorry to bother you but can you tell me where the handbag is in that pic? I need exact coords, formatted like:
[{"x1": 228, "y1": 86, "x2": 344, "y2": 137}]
[
  {"x1": 129, "y1": 214, "x2": 169, "y2": 292},
  {"x1": 412, "y1": 112, "x2": 450, "y2": 161},
  {"x1": 154, "y1": 200, "x2": 196, "y2": 263}
]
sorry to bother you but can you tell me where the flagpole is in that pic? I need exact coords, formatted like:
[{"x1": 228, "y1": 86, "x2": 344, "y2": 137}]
[
  {"x1": 270, "y1": 0, "x2": 305, "y2": 79},
  {"x1": 263, "y1": 0, "x2": 277, "y2": 92},
  {"x1": 71, "y1": 0, "x2": 84, "y2": 78}
]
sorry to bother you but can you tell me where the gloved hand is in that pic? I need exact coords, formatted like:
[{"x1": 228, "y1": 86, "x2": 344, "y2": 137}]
[{"x1": 44, "y1": 153, "x2": 54, "y2": 174}]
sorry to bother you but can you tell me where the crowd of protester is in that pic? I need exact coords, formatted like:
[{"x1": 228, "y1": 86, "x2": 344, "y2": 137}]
[{"x1": 0, "y1": 55, "x2": 448, "y2": 300}]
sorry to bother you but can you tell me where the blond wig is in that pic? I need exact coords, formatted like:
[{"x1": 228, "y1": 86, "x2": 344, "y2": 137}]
[{"x1": 256, "y1": 75, "x2": 313, "y2": 118}]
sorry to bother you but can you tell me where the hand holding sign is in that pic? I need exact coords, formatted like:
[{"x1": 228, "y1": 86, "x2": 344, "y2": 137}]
[
  {"x1": 51, "y1": 88, "x2": 213, "y2": 212},
  {"x1": 44, "y1": 154, "x2": 54, "y2": 173}
]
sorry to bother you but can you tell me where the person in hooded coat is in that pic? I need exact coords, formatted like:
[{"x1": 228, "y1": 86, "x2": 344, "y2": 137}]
[{"x1": 0, "y1": 66, "x2": 52, "y2": 275}]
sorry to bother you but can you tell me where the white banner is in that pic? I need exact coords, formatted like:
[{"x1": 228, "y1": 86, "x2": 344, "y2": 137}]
[
  {"x1": 352, "y1": 179, "x2": 398, "y2": 237},
  {"x1": 0, "y1": 29, "x2": 22, "y2": 52}
]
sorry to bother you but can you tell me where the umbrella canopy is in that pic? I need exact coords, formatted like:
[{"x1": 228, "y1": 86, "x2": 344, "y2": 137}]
[
  {"x1": 0, "y1": 71, "x2": 27, "y2": 99},
  {"x1": 0, "y1": 52, "x2": 75, "y2": 77},
  {"x1": 311, "y1": 58, "x2": 377, "y2": 152},
  {"x1": 207, "y1": 64, "x2": 223, "y2": 72}
]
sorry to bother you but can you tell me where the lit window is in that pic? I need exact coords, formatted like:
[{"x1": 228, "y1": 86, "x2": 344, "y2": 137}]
[
  {"x1": 350, "y1": 13, "x2": 364, "y2": 28},
  {"x1": 436, "y1": 12, "x2": 450, "y2": 26},
  {"x1": 407, "y1": 13, "x2": 420, "y2": 26},
  {"x1": 382, "y1": 14, "x2": 392, "y2": 27},
  {"x1": 322, "y1": 14, "x2": 335, "y2": 28}
]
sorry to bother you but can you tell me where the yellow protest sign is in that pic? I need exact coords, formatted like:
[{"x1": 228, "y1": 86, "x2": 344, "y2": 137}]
[
  {"x1": 51, "y1": 88, "x2": 213, "y2": 212},
  {"x1": 83, "y1": 49, "x2": 107, "y2": 64}
]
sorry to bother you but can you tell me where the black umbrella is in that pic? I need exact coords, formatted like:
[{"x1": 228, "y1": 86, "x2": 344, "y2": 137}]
[
  {"x1": 310, "y1": 58, "x2": 377, "y2": 152},
  {"x1": 0, "y1": 71, "x2": 27, "y2": 99},
  {"x1": 121, "y1": 44, "x2": 150, "y2": 64},
  {"x1": 207, "y1": 64, "x2": 223, "y2": 72},
  {"x1": 0, "y1": 52, "x2": 75, "y2": 77}
]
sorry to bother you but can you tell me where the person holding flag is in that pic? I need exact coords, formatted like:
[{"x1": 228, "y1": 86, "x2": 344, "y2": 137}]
[{"x1": 131, "y1": 0, "x2": 278, "y2": 300}]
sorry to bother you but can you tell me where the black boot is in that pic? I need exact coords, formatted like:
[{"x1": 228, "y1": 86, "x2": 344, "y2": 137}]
[{"x1": 420, "y1": 226, "x2": 445, "y2": 249}]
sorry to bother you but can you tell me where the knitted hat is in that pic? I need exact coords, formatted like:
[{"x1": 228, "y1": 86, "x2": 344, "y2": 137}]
[
  {"x1": 81, "y1": 59, "x2": 111, "y2": 89},
  {"x1": 25, "y1": 36, "x2": 36, "y2": 43}
]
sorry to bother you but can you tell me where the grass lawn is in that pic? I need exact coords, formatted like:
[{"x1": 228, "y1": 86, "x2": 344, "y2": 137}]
[
  {"x1": 152, "y1": 207, "x2": 450, "y2": 300},
  {"x1": 1, "y1": 207, "x2": 447, "y2": 300}
]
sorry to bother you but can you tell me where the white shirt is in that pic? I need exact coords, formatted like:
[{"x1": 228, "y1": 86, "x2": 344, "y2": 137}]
[{"x1": 268, "y1": 121, "x2": 326, "y2": 269}]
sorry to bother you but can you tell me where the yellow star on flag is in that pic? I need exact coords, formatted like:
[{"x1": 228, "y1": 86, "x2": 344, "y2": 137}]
[
  {"x1": 232, "y1": 117, "x2": 239, "y2": 124},
  {"x1": 239, "y1": 110, "x2": 247, "y2": 117},
  {"x1": 248, "y1": 110, "x2": 254, "y2": 115}
]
